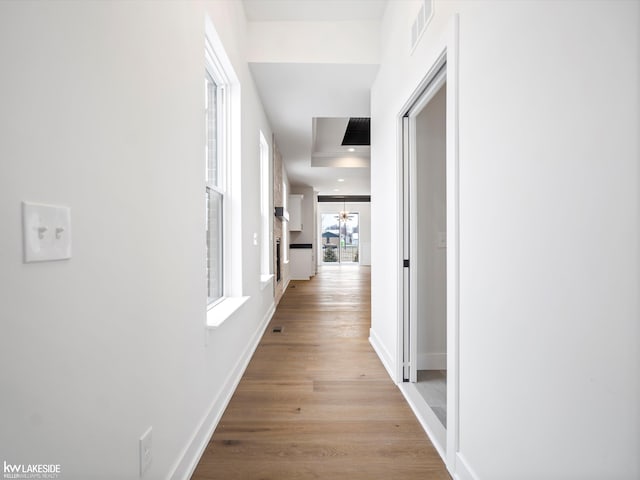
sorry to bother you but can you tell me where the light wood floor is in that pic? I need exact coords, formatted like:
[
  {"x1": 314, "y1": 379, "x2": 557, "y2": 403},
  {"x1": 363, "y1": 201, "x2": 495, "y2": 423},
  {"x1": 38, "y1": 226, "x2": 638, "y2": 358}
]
[{"x1": 192, "y1": 266, "x2": 450, "y2": 479}]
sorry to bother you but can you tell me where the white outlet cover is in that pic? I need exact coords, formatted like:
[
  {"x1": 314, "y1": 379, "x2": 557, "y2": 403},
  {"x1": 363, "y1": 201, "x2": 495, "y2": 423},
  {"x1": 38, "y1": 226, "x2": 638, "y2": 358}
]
[{"x1": 22, "y1": 202, "x2": 72, "y2": 263}]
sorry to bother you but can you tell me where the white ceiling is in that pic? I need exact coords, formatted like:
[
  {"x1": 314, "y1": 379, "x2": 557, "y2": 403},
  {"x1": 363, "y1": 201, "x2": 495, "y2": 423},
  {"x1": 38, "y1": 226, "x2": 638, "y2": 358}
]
[
  {"x1": 249, "y1": 62, "x2": 378, "y2": 195},
  {"x1": 243, "y1": 0, "x2": 388, "y2": 22},
  {"x1": 312, "y1": 117, "x2": 370, "y2": 167},
  {"x1": 244, "y1": 0, "x2": 386, "y2": 196}
]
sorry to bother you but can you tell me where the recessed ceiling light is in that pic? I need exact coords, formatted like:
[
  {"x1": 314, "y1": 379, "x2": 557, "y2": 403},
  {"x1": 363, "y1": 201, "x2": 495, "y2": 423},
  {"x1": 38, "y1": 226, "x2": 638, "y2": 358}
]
[
  {"x1": 333, "y1": 189, "x2": 340, "y2": 192},
  {"x1": 348, "y1": 148, "x2": 355, "y2": 152},
  {"x1": 337, "y1": 178, "x2": 345, "y2": 182}
]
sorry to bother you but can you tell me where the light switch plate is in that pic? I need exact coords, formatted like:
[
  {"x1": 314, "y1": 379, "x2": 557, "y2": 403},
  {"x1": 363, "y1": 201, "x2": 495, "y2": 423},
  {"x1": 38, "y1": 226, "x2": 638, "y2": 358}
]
[{"x1": 22, "y1": 202, "x2": 72, "y2": 263}]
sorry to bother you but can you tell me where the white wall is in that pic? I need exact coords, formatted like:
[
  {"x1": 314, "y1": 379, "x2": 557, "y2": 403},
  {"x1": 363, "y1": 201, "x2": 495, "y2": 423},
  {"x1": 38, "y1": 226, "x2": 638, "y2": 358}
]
[
  {"x1": 371, "y1": 1, "x2": 639, "y2": 479},
  {"x1": 0, "y1": 1, "x2": 278, "y2": 479},
  {"x1": 318, "y1": 202, "x2": 371, "y2": 266}
]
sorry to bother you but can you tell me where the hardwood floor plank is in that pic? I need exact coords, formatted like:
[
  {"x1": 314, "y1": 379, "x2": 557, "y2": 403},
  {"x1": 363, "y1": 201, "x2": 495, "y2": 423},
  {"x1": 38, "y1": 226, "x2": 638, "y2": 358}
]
[{"x1": 191, "y1": 266, "x2": 450, "y2": 479}]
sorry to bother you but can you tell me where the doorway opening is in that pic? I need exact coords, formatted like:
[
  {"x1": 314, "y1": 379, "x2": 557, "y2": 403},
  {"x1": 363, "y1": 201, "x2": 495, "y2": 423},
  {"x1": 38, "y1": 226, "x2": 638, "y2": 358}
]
[
  {"x1": 397, "y1": 19, "x2": 459, "y2": 470},
  {"x1": 404, "y1": 77, "x2": 447, "y2": 429},
  {"x1": 321, "y1": 212, "x2": 360, "y2": 264}
]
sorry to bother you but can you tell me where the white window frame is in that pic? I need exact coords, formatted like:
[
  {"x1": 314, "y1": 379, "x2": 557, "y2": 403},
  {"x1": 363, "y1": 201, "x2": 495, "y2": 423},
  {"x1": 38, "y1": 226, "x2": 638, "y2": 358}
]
[
  {"x1": 205, "y1": 64, "x2": 226, "y2": 306},
  {"x1": 259, "y1": 130, "x2": 273, "y2": 288},
  {"x1": 282, "y1": 181, "x2": 289, "y2": 263},
  {"x1": 205, "y1": 15, "x2": 247, "y2": 328}
]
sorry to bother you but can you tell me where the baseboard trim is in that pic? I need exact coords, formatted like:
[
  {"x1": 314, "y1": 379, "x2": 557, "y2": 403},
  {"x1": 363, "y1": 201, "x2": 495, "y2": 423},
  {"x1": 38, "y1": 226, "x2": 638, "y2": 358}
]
[
  {"x1": 369, "y1": 328, "x2": 396, "y2": 382},
  {"x1": 453, "y1": 453, "x2": 480, "y2": 480},
  {"x1": 398, "y1": 383, "x2": 447, "y2": 460},
  {"x1": 289, "y1": 275, "x2": 310, "y2": 280},
  {"x1": 169, "y1": 302, "x2": 276, "y2": 480}
]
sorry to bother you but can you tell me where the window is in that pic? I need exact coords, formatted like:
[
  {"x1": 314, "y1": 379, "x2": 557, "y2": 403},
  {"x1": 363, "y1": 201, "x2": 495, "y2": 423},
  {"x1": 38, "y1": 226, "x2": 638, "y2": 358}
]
[
  {"x1": 204, "y1": 15, "x2": 246, "y2": 326},
  {"x1": 259, "y1": 131, "x2": 272, "y2": 280},
  {"x1": 205, "y1": 71, "x2": 224, "y2": 304},
  {"x1": 282, "y1": 181, "x2": 289, "y2": 263},
  {"x1": 205, "y1": 26, "x2": 231, "y2": 306},
  {"x1": 321, "y1": 212, "x2": 360, "y2": 264}
]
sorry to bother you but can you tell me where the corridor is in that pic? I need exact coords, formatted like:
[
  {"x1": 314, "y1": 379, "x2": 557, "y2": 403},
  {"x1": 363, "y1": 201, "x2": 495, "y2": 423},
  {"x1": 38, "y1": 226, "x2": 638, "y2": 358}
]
[{"x1": 192, "y1": 267, "x2": 450, "y2": 479}]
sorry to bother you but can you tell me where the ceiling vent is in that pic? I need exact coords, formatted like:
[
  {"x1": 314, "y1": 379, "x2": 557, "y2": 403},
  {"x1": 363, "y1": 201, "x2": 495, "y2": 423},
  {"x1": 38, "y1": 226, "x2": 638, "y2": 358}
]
[
  {"x1": 341, "y1": 117, "x2": 370, "y2": 146},
  {"x1": 411, "y1": 0, "x2": 434, "y2": 52}
]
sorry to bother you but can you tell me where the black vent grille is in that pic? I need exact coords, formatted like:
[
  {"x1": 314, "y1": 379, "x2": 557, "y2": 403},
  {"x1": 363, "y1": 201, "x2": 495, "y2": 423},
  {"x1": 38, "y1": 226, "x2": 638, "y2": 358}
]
[{"x1": 341, "y1": 117, "x2": 370, "y2": 146}]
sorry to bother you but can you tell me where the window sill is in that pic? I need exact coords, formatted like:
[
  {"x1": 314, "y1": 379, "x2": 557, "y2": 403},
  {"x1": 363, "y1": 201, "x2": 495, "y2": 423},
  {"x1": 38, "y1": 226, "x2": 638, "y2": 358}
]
[
  {"x1": 206, "y1": 296, "x2": 249, "y2": 329},
  {"x1": 260, "y1": 274, "x2": 274, "y2": 290}
]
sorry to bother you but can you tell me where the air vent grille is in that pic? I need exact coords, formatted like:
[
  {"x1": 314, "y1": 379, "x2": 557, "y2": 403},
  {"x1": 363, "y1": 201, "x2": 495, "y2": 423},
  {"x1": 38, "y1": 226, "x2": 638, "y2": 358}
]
[
  {"x1": 411, "y1": 0, "x2": 434, "y2": 52},
  {"x1": 341, "y1": 117, "x2": 370, "y2": 146}
]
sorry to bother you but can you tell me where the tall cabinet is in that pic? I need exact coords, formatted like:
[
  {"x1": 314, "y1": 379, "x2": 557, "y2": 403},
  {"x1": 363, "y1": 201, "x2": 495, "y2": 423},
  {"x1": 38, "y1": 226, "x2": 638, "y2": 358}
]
[
  {"x1": 288, "y1": 193, "x2": 314, "y2": 280},
  {"x1": 288, "y1": 194, "x2": 303, "y2": 231}
]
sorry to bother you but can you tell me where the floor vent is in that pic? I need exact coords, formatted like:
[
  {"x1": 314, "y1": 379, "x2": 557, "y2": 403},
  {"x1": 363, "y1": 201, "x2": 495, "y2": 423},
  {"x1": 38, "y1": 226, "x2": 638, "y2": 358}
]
[{"x1": 272, "y1": 326, "x2": 283, "y2": 333}]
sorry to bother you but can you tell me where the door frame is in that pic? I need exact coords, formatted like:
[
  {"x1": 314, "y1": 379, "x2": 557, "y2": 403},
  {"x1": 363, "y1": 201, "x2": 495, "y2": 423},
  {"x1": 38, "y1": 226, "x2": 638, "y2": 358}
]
[
  {"x1": 405, "y1": 65, "x2": 446, "y2": 384},
  {"x1": 396, "y1": 15, "x2": 460, "y2": 472}
]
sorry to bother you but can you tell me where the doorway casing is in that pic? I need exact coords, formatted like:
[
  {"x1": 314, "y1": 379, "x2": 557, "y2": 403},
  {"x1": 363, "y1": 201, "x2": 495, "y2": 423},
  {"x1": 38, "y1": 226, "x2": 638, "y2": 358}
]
[{"x1": 395, "y1": 15, "x2": 462, "y2": 476}]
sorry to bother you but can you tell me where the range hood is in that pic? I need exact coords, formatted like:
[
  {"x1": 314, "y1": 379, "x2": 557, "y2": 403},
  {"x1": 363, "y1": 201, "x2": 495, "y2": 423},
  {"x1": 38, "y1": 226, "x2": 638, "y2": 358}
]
[{"x1": 274, "y1": 207, "x2": 289, "y2": 221}]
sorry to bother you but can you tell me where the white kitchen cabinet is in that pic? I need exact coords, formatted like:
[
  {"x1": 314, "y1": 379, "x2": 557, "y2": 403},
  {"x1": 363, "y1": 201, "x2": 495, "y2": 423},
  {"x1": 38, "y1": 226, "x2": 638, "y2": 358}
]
[
  {"x1": 288, "y1": 194, "x2": 304, "y2": 231},
  {"x1": 289, "y1": 246, "x2": 313, "y2": 280}
]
